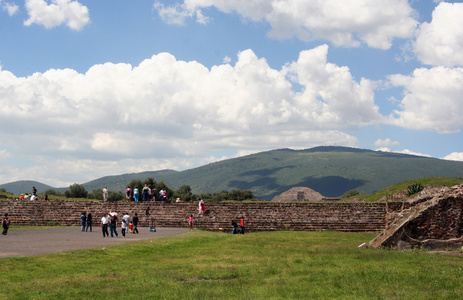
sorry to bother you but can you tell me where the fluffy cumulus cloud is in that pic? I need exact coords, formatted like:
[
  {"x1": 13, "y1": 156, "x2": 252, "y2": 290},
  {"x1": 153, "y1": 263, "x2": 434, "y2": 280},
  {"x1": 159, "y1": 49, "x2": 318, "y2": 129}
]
[
  {"x1": 414, "y1": 2, "x2": 463, "y2": 67},
  {"x1": 154, "y1": 0, "x2": 418, "y2": 49},
  {"x1": 442, "y1": 152, "x2": 463, "y2": 162},
  {"x1": 23, "y1": 0, "x2": 90, "y2": 30},
  {"x1": 0, "y1": 45, "x2": 377, "y2": 185},
  {"x1": 387, "y1": 66, "x2": 463, "y2": 134}
]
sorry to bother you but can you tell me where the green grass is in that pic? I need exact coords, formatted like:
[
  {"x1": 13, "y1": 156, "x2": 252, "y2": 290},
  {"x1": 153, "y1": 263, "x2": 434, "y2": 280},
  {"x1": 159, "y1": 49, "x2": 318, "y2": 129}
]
[
  {"x1": 0, "y1": 230, "x2": 462, "y2": 299},
  {"x1": 350, "y1": 177, "x2": 463, "y2": 202}
]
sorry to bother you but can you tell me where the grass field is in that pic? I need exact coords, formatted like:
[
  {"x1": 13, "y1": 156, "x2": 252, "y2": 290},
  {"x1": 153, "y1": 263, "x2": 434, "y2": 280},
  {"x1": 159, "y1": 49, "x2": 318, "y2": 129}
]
[{"x1": 0, "y1": 230, "x2": 462, "y2": 299}]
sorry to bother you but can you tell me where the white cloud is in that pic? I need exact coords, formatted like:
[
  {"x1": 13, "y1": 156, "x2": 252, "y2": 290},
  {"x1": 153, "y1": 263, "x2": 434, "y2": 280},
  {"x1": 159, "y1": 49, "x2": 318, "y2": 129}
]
[
  {"x1": 376, "y1": 148, "x2": 431, "y2": 158},
  {"x1": 414, "y1": 2, "x2": 463, "y2": 67},
  {"x1": 154, "y1": 1, "x2": 209, "y2": 25},
  {"x1": 374, "y1": 138, "x2": 399, "y2": 147},
  {"x1": 154, "y1": 0, "x2": 418, "y2": 49},
  {"x1": 442, "y1": 152, "x2": 463, "y2": 162},
  {"x1": 23, "y1": 0, "x2": 90, "y2": 30},
  {"x1": 388, "y1": 66, "x2": 463, "y2": 133},
  {"x1": 0, "y1": 46, "x2": 375, "y2": 185},
  {"x1": 1, "y1": 1, "x2": 19, "y2": 16}
]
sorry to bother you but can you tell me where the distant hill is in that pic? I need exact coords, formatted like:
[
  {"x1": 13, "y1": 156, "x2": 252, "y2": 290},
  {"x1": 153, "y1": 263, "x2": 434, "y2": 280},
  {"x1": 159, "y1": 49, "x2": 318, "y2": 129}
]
[
  {"x1": 1, "y1": 146, "x2": 463, "y2": 199},
  {"x1": 0, "y1": 180, "x2": 55, "y2": 196}
]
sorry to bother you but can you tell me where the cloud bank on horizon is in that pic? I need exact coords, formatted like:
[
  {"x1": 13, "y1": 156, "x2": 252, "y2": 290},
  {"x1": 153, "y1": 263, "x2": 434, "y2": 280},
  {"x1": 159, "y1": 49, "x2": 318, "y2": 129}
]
[{"x1": 0, "y1": 0, "x2": 462, "y2": 187}]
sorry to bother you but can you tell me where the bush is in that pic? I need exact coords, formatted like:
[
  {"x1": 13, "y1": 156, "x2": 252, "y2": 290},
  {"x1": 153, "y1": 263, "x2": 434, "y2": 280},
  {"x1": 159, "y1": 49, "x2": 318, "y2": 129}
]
[
  {"x1": 407, "y1": 183, "x2": 424, "y2": 196},
  {"x1": 342, "y1": 190, "x2": 360, "y2": 199},
  {"x1": 64, "y1": 183, "x2": 88, "y2": 198},
  {"x1": 44, "y1": 189, "x2": 64, "y2": 197}
]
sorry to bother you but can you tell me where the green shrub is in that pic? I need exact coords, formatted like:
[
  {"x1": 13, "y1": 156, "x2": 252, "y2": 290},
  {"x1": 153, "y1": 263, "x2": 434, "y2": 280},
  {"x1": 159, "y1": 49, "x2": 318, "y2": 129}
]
[{"x1": 407, "y1": 183, "x2": 424, "y2": 196}]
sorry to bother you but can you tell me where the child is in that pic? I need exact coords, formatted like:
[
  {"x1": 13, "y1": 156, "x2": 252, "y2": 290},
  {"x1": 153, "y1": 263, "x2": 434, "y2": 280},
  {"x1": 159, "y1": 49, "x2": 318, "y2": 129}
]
[{"x1": 188, "y1": 214, "x2": 194, "y2": 231}]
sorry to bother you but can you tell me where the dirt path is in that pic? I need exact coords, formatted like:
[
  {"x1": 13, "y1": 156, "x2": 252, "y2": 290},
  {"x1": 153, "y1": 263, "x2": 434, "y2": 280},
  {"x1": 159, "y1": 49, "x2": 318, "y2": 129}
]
[{"x1": 0, "y1": 227, "x2": 190, "y2": 258}]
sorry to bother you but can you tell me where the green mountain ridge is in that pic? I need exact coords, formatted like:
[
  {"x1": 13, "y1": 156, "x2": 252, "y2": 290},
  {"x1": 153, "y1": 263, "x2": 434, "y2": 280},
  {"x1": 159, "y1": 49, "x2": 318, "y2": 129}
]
[{"x1": 2, "y1": 146, "x2": 463, "y2": 199}]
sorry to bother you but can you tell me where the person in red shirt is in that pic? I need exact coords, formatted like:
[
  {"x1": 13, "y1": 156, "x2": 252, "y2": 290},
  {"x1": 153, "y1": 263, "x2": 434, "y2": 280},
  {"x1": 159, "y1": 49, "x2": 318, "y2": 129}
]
[{"x1": 240, "y1": 217, "x2": 245, "y2": 234}]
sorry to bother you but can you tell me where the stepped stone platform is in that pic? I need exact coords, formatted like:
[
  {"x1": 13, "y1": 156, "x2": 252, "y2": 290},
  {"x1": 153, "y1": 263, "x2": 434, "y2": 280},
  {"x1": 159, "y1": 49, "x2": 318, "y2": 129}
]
[{"x1": 0, "y1": 200, "x2": 398, "y2": 232}]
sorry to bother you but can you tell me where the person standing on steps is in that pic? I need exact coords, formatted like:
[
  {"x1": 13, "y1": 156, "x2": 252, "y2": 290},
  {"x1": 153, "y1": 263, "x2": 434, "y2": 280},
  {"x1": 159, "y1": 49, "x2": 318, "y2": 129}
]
[
  {"x1": 133, "y1": 187, "x2": 139, "y2": 202},
  {"x1": 101, "y1": 213, "x2": 110, "y2": 237},
  {"x1": 126, "y1": 186, "x2": 132, "y2": 201},
  {"x1": 102, "y1": 186, "x2": 109, "y2": 202}
]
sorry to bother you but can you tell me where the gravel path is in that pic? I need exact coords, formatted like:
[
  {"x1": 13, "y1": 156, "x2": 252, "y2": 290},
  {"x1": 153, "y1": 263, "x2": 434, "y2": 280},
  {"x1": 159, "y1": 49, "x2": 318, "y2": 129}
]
[{"x1": 0, "y1": 227, "x2": 190, "y2": 258}]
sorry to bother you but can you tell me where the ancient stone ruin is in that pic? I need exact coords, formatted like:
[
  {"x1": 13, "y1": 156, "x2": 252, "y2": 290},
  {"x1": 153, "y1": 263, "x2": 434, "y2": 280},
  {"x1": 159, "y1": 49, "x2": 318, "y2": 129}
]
[
  {"x1": 370, "y1": 183, "x2": 463, "y2": 250},
  {"x1": 271, "y1": 187, "x2": 324, "y2": 202}
]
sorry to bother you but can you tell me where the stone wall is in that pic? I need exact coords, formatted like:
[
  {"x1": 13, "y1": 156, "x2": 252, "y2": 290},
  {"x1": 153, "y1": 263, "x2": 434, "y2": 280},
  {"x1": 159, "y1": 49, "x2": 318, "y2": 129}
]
[{"x1": 0, "y1": 200, "x2": 394, "y2": 232}]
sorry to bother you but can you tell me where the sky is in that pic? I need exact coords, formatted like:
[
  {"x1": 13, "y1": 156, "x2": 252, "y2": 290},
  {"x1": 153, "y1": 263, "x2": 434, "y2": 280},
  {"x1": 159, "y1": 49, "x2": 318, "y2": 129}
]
[{"x1": 1, "y1": 0, "x2": 463, "y2": 188}]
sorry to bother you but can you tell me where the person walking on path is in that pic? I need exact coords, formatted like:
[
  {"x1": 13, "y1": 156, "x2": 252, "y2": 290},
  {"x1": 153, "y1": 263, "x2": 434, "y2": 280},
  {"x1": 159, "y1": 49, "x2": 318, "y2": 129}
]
[
  {"x1": 132, "y1": 213, "x2": 139, "y2": 234},
  {"x1": 121, "y1": 212, "x2": 130, "y2": 237},
  {"x1": 86, "y1": 213, "x2": 93, "y2": 232},
  {"x1": 240, "y1": 217, "x2": 245, "y2": 234},
  {"x1": 80, "y1": 212, "x2": 87, "y2": 231},
  {"x1": 121, "y1": 218, "x2": 128, "y2": 237},
  {"x1": 102, "y1": 186, "x2": 109, "y2": 202},
  {"x1": 188, "y1": 214, "x2": 194, "y2": 231},
  {"x1": 2, "y1": 213, "x2": 10, "y2": 235},
  {"x1": 109, "y1": 214, "x2": 118, "y2": 237},
  {"x1": 101, "y1": 213, "x2": 110, "y2": 237}
]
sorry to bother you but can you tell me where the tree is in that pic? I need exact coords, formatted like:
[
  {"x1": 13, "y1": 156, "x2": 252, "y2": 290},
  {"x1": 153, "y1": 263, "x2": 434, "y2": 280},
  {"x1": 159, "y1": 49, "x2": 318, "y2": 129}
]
[
  {"x1": 87, "y1": 189, "x2": 103, "y2": 200},
  {"x1": 44, "y1": 189, "x2": 64, "y2": 197},
  {"x1": 64, "y1": 183, "x2": 88, "y2": 198},
  {"x1": 173, "y1": 185, "x2": 195, "y2": 202}
]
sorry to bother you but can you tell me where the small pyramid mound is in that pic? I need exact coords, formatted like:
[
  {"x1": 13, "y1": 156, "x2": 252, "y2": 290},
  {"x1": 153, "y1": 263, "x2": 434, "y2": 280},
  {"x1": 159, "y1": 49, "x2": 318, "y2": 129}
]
[{"x1": 272, "y1": 187, "x2": 324, "y2": 202}]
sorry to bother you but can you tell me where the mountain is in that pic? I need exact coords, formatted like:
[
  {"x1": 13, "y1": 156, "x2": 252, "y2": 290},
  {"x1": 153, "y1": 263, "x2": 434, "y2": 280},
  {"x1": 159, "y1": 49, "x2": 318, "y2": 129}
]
[
  {"x1": 2, "y1": 146, "x2": 463, "y2": 199},
  {"x1": 0, "y1": 180, "x2": 55, "y2": 196}
]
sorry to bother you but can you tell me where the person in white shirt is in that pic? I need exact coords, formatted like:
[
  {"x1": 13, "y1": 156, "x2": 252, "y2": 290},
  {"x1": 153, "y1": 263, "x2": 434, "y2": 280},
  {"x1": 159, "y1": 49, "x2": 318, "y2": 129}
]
[
  {"x1": 121, "y1": 213, "x2": 130, "y2": 237},
  {"x1": 102, "y1": 187, "x2": 108, "y2": 202},
  {"x1": 101, "y1": 213, "x2": 110, "y2": 237}
]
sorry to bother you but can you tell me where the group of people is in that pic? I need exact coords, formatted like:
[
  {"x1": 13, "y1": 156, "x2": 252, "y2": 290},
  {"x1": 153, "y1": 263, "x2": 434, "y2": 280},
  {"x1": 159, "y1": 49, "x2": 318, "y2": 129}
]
[
  {"x1": 100, "y1": 212, "x2": 139, "y2": 238},
  {"x1": 80, "y1": 212, "x2": 93, "y2": 232},
  {"x1": 18, "y1": 186, "x2": 48, "y2": 201},
  {"x1": 101, "y1": 185, "x2": 168, "y2": 202},
  {"x1": 231, "y1": 217, "x2": 245, "y2": 234}
]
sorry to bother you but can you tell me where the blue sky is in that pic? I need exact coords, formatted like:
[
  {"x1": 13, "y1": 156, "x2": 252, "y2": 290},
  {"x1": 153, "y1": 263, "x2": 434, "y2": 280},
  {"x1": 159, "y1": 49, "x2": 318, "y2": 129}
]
[{"x1": 1, "y1": 0, "x2": 463, "y2": 187}]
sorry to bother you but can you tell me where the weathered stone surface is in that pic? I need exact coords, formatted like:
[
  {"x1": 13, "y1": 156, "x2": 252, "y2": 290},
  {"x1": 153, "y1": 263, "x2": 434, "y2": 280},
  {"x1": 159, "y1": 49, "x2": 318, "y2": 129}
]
[
  {"x1": 0, "y1": 200, "x2": 390, "y2": 232},
  {"x1": 370, "y1": 184, "x2": 463, "y2": 250},
  {"x1": 271, "y1": 187, "x2": 324, "y2": 202}
]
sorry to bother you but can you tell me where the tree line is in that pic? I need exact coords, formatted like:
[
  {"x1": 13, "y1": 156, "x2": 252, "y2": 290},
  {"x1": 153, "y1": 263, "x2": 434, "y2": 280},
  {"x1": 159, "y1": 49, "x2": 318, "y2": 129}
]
[{"x1": 44, "y1": 177, "x2": 254, "y2": 202}]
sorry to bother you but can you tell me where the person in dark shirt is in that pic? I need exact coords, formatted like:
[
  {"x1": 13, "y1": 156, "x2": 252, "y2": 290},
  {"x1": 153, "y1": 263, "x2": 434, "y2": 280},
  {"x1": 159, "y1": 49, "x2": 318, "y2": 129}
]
[
  {"x1": 86, "y1": 213, "x2": 93, "y2": 232},
  {"x1": 132, "y1": 213, "x2": 139, "y2": 234}
]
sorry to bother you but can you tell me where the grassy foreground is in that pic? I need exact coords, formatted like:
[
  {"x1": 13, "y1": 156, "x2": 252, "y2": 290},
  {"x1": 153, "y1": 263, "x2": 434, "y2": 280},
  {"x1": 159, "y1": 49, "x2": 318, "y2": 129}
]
[{"x1": 0, "y1": 230, "x2": 462, "y2": 299}]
